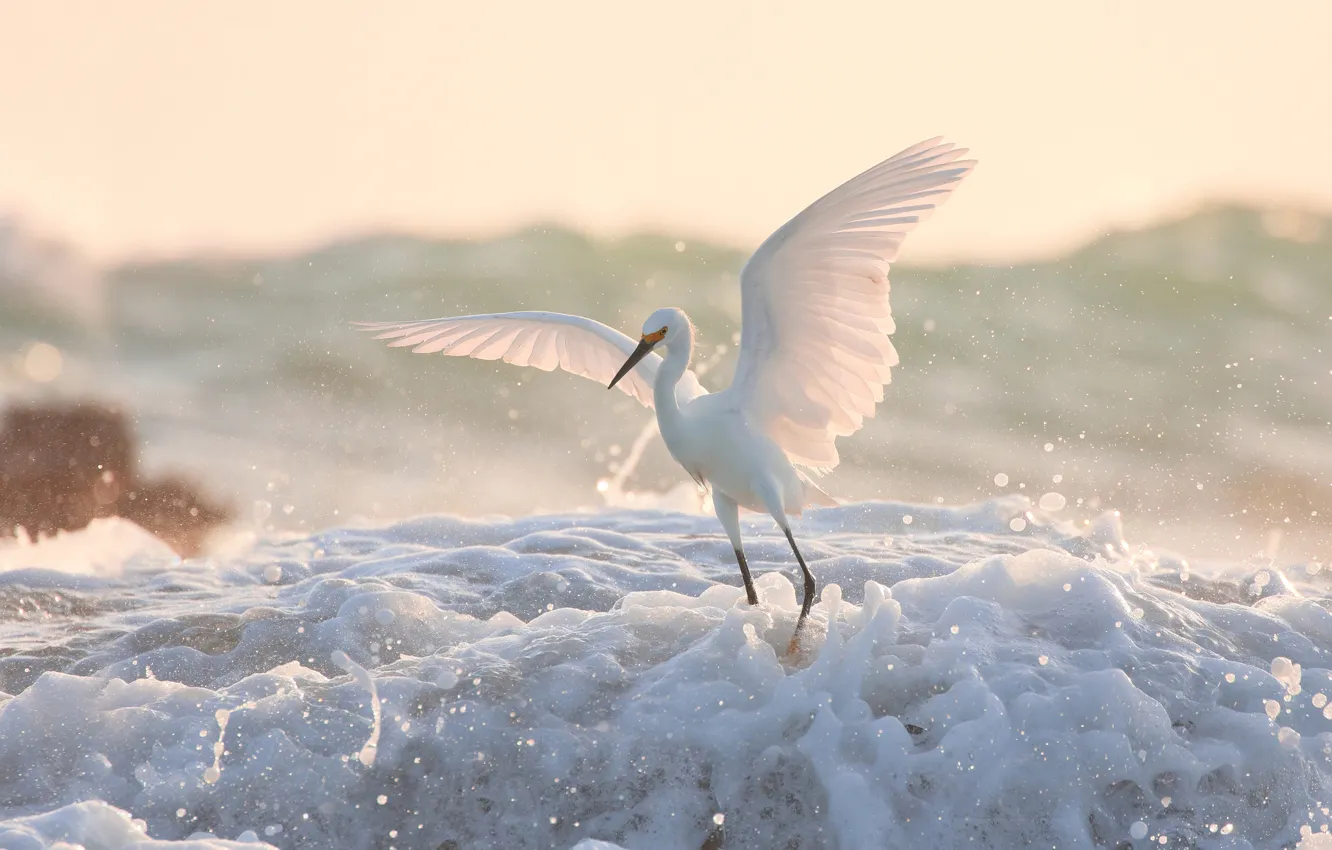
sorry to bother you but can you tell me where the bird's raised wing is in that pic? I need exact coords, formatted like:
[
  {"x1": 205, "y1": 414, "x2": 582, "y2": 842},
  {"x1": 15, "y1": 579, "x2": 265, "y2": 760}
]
[
  {"x1": 730, "y1": 138, "x2": 975, "y2": 469},
  {"x1": 357, "y1": 311, "x2": 707, "y2": 408}
]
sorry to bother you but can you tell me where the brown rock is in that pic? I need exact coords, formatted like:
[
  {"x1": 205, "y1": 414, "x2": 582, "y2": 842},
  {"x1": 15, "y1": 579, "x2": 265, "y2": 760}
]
[
  {"x1": 0, "y1": 402, "x2": 230, "y2": 556},
  {"x1": 118, "y1": 476, "x2": 231, "y2": 557}
]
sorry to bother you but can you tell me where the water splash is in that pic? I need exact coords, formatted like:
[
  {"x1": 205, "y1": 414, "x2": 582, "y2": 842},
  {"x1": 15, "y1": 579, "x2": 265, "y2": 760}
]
[{"x1": 332, "y1": 650, "x2": 381, "y2": 767}]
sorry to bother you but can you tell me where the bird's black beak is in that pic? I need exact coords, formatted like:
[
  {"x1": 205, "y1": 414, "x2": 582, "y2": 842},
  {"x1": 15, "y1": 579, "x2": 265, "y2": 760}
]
[{"x1": 608, "y1": 338, "x2": 656, "y2": 390}]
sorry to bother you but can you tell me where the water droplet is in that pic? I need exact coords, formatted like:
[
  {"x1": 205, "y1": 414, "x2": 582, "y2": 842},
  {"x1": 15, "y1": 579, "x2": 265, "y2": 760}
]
[
  {"x1": 23, "y1": 342, "x2": 63, "y2": 383},
  {"x1": 993, "y1": 472, "x2": 1009, "y2": 487},
  {"x1": 1038, "y1": 492, "x2": 1067, "y2": 511}
]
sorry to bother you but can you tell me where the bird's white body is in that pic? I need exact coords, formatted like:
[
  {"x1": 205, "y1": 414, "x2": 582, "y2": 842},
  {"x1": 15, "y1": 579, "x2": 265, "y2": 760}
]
[
  {"x1": 359, "y1": 138, "x2": 975, "y2": 646},
  {"x1": 649, "y1": 318, "x2": 824, "y2": 517}
]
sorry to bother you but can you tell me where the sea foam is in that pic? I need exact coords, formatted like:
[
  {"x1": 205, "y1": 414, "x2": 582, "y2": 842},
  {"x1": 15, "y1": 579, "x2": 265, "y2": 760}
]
[{"x1": 1, "y1": 497, "x2": 1330, "y2": 848}]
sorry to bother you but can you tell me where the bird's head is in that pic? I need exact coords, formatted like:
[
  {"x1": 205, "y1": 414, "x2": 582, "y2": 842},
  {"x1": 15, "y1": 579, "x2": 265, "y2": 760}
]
[{"x1": 608, "y1": 307, "x2": 690, "y2": 389}]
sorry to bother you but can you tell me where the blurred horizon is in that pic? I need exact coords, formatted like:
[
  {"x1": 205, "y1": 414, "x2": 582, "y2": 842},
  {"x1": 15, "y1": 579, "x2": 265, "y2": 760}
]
[
  {"x1": 5, "y1": 192, "x2": 1329, "y2": 272},
  {"x1": 3, "y1": 1, "x2": 1331, "y2": 264},
  {"x1": 4, "y1": 198, "x2": 1330, "y2": 563}
]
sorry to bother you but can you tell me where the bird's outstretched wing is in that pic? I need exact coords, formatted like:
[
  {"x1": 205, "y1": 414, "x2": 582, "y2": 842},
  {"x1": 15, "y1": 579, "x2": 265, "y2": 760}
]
[
  {"x1": 730, "y1": 138, "x2": 975, "y2": 469},
  {"x1": 356, "y1": 311, "x2": 707, "y2": 408}
]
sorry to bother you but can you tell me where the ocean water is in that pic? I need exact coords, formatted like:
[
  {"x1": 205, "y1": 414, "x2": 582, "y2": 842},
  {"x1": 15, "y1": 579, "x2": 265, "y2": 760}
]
[
  {"x1": 1, "y1": 205, "x2": 1331, "y2": 848},
  {"x1": 2, "y1": 498, "x2": 1332, "y2": 849}
]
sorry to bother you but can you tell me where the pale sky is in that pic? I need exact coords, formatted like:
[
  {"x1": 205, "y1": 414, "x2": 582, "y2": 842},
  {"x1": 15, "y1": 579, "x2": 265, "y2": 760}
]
[{"x1": 0, "y1": 1, "x2": 1328, "y2": 264}]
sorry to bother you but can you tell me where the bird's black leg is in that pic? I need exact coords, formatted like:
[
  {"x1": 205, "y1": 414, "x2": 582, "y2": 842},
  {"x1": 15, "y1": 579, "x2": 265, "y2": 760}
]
[
  {"x1": 734, "y1": 547, "x2": 759, "y2": 606},
  {"x1": 783, "y1": 527, "x2": 816, "y2": 647},
  {"x1": 713, "y1": 491, "x2": 757, "y2": 605}
]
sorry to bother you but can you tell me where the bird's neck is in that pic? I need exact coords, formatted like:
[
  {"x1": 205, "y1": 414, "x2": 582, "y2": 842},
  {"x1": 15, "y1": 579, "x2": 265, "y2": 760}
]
[{"x1": 653, "y1": 329, "x2": 693, "y2": 424}]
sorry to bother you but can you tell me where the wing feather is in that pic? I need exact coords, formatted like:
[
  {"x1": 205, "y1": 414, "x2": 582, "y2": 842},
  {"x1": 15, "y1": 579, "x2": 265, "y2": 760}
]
[
  {"x1": 730, "y1": 138, "x2": 974, "y2": 468},
  {"x1": 528, "y1": 328, "x2": 560, "y2": 371},
  {"x1": 501, "y1": 326, "x2": 539, "y2": 366},
  {"x1": 357, "y1": 311, "x2": 707, "y2": 409}
]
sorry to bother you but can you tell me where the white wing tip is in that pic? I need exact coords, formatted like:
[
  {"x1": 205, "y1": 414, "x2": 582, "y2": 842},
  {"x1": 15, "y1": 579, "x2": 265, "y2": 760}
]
[
  {"x1": 913, "y1": 137, "x2": 978, "y2": 170},
  {"x1": 353, "y1": 320, "x2": 400, "y2": 333},
  {"x1": 352, "y1": 320, "x2": 431, "y2": 342}
]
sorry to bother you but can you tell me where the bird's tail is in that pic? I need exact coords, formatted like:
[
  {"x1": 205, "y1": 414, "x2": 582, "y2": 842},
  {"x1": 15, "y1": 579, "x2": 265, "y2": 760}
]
[{"x1": 797, "y1": 471, "x2": 839, "y2": 511}]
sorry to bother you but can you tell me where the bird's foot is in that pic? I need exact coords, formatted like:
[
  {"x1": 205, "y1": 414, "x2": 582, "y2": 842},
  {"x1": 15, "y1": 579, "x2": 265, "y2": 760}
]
[{"x1": 785, "y1": 625, "x2": 810, "y2": 659}]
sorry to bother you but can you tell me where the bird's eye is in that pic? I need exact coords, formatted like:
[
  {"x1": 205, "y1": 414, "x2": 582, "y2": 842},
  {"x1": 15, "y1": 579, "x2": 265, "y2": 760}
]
[{"x1": 659, "y1": 326, "x2": 668, "y2": 334}]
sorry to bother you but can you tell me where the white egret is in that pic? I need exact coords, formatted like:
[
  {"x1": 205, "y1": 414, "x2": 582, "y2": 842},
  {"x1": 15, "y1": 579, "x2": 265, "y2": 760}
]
[{"x1": 358, "y1": 137, "x2": 974, "y2": 650}]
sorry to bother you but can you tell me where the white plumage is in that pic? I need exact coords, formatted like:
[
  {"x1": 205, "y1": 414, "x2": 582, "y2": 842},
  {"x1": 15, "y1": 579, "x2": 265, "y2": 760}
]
[
  {"x1": 356, "y1": 311, "x2": 707, "y2": 409},
  {"x1": 359, "y1": 137, "x2": 974, "y2": 651},
  {"x1": 733, "y1": 138, "x2": 974, "y2": 469}
]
